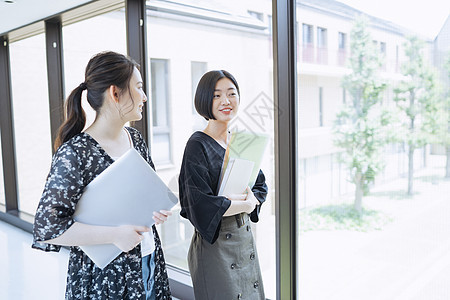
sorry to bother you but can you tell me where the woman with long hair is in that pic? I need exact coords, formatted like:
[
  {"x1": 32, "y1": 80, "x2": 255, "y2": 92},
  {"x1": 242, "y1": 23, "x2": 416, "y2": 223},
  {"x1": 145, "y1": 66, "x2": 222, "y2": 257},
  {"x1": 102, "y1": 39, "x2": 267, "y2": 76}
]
[{"x1": 32, "y1": 51, "x2": 172, "y2": 299}]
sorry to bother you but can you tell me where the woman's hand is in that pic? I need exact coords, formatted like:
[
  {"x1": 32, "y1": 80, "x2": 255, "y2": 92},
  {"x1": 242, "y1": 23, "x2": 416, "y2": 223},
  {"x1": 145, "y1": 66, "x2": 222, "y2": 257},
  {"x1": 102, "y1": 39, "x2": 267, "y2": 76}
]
[
  {"x1": 224, "y1": 187, "x2": 259, "y2": 215},
  {"x1": 225, "y1": 193, "x2": 247, "y2": 201},
  {"x1": 113, "y1": 225, "x2": 150, "y2": 252},
  {"x1": 152, "y1": 210, "x2": 173, "y2": 225},
  {"x1": 243, "y1": 186, "x2": 260, "y2": 214}
]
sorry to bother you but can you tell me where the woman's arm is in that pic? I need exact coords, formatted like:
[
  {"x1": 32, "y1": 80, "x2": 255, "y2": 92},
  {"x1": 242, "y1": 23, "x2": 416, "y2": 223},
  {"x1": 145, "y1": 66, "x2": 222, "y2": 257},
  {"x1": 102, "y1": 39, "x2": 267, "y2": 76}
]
[
  {"x1": 249, "y1": 170, "x2": 268, "y2": 222},
  {"x1": 45, "y1": 222, "x2": 150, "y2": 253},
  {"x1": 223, "y1": 187, "x2": 260, "y2": 216},
  {"x1": 46, "y1": 210, "x2": 173, "y2": 252}
]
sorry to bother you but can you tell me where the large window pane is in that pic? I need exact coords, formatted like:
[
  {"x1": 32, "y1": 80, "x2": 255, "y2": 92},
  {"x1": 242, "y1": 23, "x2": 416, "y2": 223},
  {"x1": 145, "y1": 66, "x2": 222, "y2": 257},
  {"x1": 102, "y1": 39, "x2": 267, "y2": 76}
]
[
  {"x1": 9, "y1": 32, "x2": 52, "y2": 215},
  {"x1": 63, "y1": 9, "x2": 127, "y2": 129},
  {"x1": 147, "y1": 1, "x2": 276, "y2": 297},
  {"x1": 0, "y1": 133, "x2": 4, "y2": 207},
  {"x1": 296, "y1": 1, "x2": 450, "y2": 299},
  {"x1": 191, "y1": 61, "x2": 208, "y2": 131},
  {"x1": 151, "y1": 59, "x2": 172, "y2": 165}
]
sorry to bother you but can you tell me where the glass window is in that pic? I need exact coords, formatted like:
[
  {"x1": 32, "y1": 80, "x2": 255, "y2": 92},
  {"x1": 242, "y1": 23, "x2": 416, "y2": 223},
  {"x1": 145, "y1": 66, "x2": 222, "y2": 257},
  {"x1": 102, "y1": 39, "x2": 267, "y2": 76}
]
[
  {"x1": 317, "y1": 27, "x2": 327, "y2": 48},
  {"x1": 380, "y1": 42, "x2": 387, "y2": 70},
  {"x1": 380, "y1": 41, "x2": 386, "y2": 54},
  {"x1": 302, "y1": 23, "x2": 313, "y2": 45},
  {"x1": 0, "y1": 132, "x2": 4, "y2": 207},
  {"x1": 150, "y1": 58, "x2": 172, "y2": 165},
  {"x1": 396, "y1": 44, "x2": 400, "y2": 72},
  {"x1": 9, "y1": 32, "x2": 52, "y2": 216},
  {"x1": 267, "y1": 15, "x2": 273, "y2": 35},
  {"x1": 338, "y1": 32, "x2": 346, "y2": 49},
  {"x1": 338, "y1": 32, "x2": 347, "y2": 66},
  {"x1": 191, "y1": 61, "x2": 208, "y2": 131},
  {"x1": 296, "y1": 2, "x2": 449, "y2": 299},
  {"x1": 302, "y1": 24, "x2": 314, "y2": 63},
  {"x1": 147, "y1": 1, "x2": 276, "y2": 297},
  {"x1": 63, "y1": 9, "x2": 127, "y2": 130},
  {"x1": 317, "y1": 27, "x2": 328, "y2": 64}
]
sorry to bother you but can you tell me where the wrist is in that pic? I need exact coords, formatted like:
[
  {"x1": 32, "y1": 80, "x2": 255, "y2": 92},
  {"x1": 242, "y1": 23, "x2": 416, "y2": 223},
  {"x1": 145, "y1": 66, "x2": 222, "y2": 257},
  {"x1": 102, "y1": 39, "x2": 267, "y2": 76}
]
[
  {"x1": 107, "y1": 225, "x2": 125, "y2": 245},
  {"x1": 245, "y1": 201, "x2": 254, "y2": 214}
]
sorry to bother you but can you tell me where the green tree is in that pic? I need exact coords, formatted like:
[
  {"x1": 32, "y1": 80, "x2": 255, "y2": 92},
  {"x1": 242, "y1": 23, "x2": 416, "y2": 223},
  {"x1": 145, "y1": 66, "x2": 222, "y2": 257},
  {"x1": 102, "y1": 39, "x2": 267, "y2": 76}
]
[
  {"x1": 436, "y1": 54, "x2": 450, "y2": 177},
  {"x1": 393, "y1": 36, "x2": 440, "y2": 194},
  {"x1": 333, "y1": 17, "x2": 387, "y2": 213}
]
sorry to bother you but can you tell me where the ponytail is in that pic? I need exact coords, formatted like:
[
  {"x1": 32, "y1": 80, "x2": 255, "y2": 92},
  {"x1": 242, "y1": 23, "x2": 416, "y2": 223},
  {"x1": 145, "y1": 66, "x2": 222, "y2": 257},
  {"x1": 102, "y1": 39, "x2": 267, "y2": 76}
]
[
  {"x1": 53, "y1": 51, "x2": 138, "y2": 150},
  {"x1": 54, "y1": 84, "x2": 86, "y2": 150}
]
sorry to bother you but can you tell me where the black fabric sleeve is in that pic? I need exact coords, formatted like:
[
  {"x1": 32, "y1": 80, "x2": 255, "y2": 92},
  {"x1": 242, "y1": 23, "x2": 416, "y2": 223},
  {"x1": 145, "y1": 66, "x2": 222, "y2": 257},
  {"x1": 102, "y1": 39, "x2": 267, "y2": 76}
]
[
  {"x1": 179, "y1": 140, "x2": 231, "y2": 244},
  {"x1": 250, "y1": 169, "x2": 268, "y2": 223},
  {"x1": 32, "y1": 144, "x2": 84, "y2": 252}
]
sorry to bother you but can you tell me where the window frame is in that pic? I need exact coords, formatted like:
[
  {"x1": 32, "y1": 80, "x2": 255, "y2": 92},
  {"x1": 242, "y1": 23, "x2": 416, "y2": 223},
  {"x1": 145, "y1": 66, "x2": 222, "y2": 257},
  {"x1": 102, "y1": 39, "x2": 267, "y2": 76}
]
[{"x1": 0, "y1": 1, "x2": 299, "y2": 299}]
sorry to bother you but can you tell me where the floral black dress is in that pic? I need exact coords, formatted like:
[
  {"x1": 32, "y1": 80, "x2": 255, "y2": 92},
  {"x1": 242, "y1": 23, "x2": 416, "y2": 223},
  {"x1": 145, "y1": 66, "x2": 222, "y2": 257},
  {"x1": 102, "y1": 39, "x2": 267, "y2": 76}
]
[{"x1": 32, "y1": 127, "x2": 171, "y2": 300}]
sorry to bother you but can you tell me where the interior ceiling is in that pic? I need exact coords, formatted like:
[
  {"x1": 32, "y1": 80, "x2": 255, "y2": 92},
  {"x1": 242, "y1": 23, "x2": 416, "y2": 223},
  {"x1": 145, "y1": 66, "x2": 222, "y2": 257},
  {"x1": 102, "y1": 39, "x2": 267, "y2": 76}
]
[{"x1": 0, "y1": 0, "x2": 94, "y2": 36}]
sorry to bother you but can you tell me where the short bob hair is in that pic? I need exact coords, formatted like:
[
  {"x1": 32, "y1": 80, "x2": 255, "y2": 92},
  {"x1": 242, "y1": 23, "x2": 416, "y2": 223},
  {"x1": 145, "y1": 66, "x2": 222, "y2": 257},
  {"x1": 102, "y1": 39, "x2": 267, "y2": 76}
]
[{"x1": 194, "y1": 70, "x2": 240, "y2": 121}]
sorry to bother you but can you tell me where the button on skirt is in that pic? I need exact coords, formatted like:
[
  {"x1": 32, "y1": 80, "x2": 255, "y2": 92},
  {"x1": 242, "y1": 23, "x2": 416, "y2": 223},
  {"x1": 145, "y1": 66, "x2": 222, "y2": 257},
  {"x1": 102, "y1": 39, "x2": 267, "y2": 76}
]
[{"x1": 188, "y1": 214, "x2": 265, "y2": 300}]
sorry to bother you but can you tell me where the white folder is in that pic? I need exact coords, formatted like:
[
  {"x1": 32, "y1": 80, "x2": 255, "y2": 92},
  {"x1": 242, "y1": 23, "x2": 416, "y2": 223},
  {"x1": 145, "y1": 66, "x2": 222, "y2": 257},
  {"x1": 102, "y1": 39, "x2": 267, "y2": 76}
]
[
  {"x1": 73, "y1": 148, "x2": 178, "y2": 269},
  {"x1": 217, "y1": 158, "x2": 255, "y2": 196}
]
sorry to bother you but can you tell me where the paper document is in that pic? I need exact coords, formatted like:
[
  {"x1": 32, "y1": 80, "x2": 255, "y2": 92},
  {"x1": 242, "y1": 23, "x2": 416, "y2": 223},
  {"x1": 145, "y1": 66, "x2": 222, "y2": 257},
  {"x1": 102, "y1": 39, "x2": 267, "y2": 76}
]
[
  {"x1": 218, "y1": 131, "x2": 269, "y2": 193},
  {"x1": 73, "y1": 148, "x2": 178, "y2": 269},
  {"x1": 218, "y1": 158, "x2": 254, "y2": 196}
]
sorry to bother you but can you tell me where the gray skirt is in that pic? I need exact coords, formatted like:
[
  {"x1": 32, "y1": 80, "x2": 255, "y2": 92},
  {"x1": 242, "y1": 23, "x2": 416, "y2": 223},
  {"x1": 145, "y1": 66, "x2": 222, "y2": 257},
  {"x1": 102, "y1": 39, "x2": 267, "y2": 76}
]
[{"x1": 188, "y1": 214, "x2": 265, "y2": 300}]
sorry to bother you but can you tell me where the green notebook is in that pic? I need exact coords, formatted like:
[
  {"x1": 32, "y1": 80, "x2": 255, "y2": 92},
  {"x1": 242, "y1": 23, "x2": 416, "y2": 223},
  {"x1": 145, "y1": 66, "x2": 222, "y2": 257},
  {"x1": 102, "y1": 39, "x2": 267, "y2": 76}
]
[{"x1": 219, "y1": 131, "x2": 269, "y2": 191}]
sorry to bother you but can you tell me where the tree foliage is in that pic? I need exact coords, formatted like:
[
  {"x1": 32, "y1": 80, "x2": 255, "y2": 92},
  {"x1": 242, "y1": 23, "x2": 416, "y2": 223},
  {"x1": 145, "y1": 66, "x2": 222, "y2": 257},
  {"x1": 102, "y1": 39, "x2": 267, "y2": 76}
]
[
  {"x1": 435, "y1": 53, "x2": 450, "y2": 177},
  {"x1": 393, "y1": 36, "x2": 440, "y2": 193},
  {"x1": 333, "y1": 16, "x2": 387, "y2": 213}
]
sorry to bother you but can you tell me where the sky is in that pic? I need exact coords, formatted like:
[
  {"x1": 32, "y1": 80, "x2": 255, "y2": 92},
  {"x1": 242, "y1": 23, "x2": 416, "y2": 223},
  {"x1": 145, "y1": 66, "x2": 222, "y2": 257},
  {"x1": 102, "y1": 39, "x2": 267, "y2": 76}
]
[{"x1": 337, "y1": 0, "x2": 450, "y2": 39}]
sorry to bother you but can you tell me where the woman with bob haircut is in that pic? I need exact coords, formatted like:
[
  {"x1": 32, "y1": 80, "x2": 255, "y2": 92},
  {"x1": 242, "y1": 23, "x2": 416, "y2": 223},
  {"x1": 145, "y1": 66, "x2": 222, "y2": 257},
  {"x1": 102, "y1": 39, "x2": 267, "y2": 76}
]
[
  {"x1": 178, "y1": 70, "x2": 267, "y2": 299},
  {"x1": 32, "y1": 51, "x2": 172, "y2": 299}
]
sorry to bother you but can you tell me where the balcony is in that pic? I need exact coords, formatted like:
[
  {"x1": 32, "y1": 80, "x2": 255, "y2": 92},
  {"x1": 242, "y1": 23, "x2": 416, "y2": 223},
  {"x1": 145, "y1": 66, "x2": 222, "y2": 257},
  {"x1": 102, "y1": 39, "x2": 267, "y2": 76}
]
[
  {"x1": 302, "y1": 43, "x2": 315, "y2": 63},
  {"x1": 300, "y1": 43, "x2": 340, "y2": 66},
  {"x1": 337, "y1": 49, "x2": 346, "y2": 67},
  {"x1": 316, "y1": 46, "x2": 328, "y2": 64}
]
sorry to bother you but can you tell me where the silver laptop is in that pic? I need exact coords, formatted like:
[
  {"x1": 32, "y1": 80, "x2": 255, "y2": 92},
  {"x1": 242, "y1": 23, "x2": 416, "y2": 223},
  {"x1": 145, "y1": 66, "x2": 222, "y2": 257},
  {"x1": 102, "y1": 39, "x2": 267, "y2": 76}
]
[{"x1": 73, "y1": 147, "x2": 178, "y2": 269}]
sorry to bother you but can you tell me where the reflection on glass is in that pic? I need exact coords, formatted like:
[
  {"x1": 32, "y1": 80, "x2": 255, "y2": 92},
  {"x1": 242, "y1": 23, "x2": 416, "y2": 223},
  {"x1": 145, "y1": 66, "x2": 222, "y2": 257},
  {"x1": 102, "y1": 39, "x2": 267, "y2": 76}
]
[
  {"x1": 337, "y1": 32, "x2": 347, "y2": 66},
  {"x1": 147, "y1": 0, "x2": 276, "y2": 297},
  {"x1": 297, "y1": 1, "x2": 449, "y2": 299},
  {"x1": 302, "y1": 23, "x2": 314, "y2": 63},
  {"x1": 191, "y1": 61, "x2": 208, "y2": 131},
  {"x1": 151, "y1": 133, "x2": 171, "y2": 164},
  {"x1": 9, "y1": 33, "x2": 52, "y2": 215},
  {"x1": 151, "y1": 59, "x2": 172, "y2": 165},
  {"x1": 63, "y1": 9, "x2": 127, "y2": 129}
]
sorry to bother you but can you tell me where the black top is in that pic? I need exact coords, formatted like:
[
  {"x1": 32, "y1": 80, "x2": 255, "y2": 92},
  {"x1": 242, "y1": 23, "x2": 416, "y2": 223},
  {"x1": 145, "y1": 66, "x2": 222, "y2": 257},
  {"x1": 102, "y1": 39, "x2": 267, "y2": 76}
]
[
  {"x1": 32, "y1": 127, "x2": 171, "y2": 300},
  {"x1": 179, "y1": 131, "x2": 268, "y2": 244}
]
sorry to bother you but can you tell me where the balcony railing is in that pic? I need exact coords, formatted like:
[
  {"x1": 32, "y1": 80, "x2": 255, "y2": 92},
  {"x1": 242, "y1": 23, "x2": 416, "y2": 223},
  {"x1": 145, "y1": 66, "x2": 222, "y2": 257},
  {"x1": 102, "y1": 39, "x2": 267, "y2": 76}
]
[
  {"x1": 316, "y1": 47, "x2": 328, "y2": 64},
  {"x1": 337, "y1": 49, "x2": 346, "y2": 66},
  {"x1": 300, "y1": 43, "x2": 334, "y2": 66},
  {"x1": 302, "y1": 43, "x2": 314, "y2": 63},
  {"x1": 299, "y1": 44, "x2": 402, "y2": 74}
]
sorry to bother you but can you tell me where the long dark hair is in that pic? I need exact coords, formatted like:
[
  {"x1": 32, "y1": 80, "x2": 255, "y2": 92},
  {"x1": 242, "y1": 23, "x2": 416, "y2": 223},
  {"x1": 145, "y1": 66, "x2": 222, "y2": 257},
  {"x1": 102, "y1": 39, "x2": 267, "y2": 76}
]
[{"x1": 54, "y1": 51, "x2": 138, "y2": 150}]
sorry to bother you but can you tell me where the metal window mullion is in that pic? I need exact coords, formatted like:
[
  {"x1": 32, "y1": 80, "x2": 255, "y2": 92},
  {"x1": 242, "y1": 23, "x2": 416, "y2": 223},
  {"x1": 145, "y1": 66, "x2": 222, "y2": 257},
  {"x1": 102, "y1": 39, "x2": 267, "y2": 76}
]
[
  {"x1": 126, "y1": 0, "x2": 150, "y2": 144},
  {"x1": 273, "y1": 0, "x2": 298, "y2": 299},
  {"x1": 45, "y1": 18, "x2": 65, "y2": 154},
  {"x1": 0, "y1": 36, "x2": 19, "y2": 213}
]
